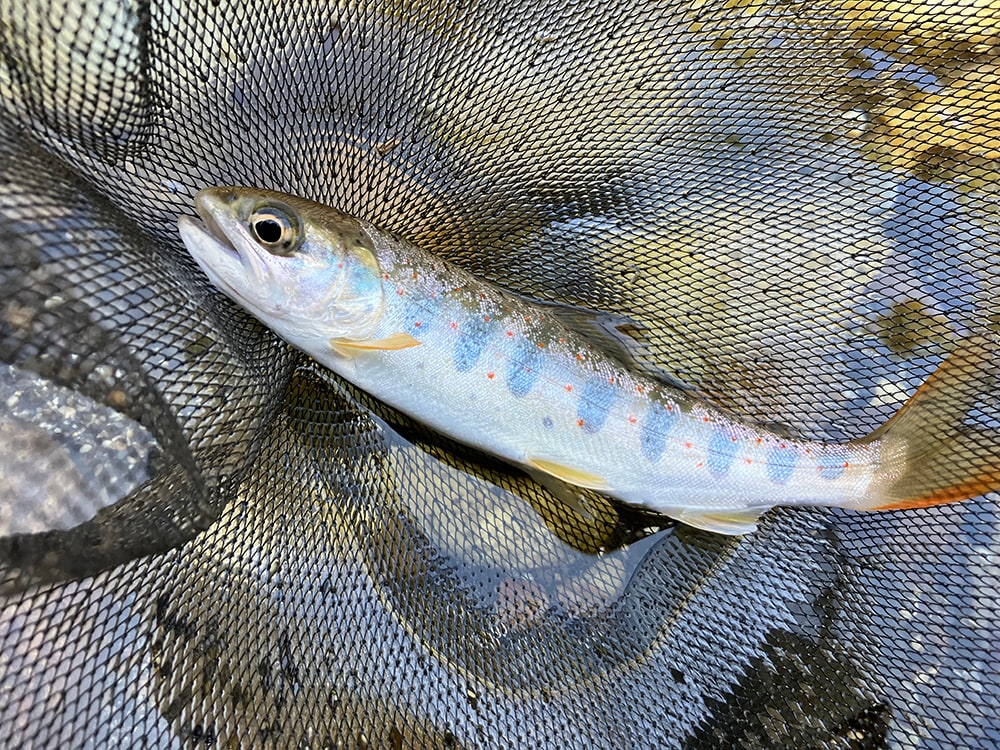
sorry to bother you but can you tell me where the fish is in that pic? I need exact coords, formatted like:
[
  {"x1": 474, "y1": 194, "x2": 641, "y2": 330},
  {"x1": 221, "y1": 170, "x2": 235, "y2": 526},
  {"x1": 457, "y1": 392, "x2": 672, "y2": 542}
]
[{"x1": 177, "y1": 186, "x2": 1000, "y2": 535}]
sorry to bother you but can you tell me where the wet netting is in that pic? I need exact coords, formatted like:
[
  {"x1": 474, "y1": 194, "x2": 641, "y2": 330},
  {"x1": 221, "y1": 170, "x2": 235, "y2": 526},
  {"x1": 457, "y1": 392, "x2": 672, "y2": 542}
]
[{"x1": 1, "y1": 1, "x2": 998, "y2": 747}]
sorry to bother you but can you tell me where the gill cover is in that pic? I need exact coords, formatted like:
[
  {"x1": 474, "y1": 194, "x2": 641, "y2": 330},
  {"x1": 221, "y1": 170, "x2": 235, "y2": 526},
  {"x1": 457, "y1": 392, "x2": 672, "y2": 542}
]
[{"x1": 180, "y1": 187, "x2": 386, "y2": 343}]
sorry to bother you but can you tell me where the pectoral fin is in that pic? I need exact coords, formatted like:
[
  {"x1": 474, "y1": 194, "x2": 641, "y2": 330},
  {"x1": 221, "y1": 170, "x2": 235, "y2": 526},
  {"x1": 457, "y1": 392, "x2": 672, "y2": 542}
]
[{"x1": 330, "y1": 332, "x2": 422, "y2": 357}]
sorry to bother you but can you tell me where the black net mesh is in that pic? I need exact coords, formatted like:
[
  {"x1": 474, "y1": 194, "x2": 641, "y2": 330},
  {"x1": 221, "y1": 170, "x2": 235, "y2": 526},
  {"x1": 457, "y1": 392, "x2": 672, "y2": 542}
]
[{"x1": 1, "y1": 1, "x2": 997, "y2": 747}]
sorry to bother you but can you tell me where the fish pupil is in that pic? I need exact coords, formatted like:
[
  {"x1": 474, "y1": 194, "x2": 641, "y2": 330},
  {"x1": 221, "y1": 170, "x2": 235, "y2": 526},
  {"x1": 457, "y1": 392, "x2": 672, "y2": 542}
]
[
  {"x1": 248, "y1": 206, "x2": 299, "y2": 254},
  {"x1": 254, "y1": 218, "x2": 282, "y2": 244}
]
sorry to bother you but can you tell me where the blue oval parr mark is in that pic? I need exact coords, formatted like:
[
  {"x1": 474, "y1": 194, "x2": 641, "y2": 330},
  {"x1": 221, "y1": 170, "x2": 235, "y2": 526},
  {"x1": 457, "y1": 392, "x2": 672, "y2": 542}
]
[
  {"x1": 706, "y1": 428, "x2": 738, "y2": 477},
  {"x1": 577, "y1": 377, "x2": 616, "y2": 433},
  {"x1": 640, "y1": 401, "x2": 677, "y2": 462},
  {"x1": 816, "y1": 449, "x2": 846, "y2": 480},
  {"x1": 452, "y1": 313, "x2": 491, "y2": 373},
  {"x1": 506, "y1": 340, "x2": 544, "y2": 398},
  {"x1": 402, "y1": 296, "x2": 428, "y2": 336},
  {"x1": 765, "y1": 444, "x2": 798, "y2": 485}
]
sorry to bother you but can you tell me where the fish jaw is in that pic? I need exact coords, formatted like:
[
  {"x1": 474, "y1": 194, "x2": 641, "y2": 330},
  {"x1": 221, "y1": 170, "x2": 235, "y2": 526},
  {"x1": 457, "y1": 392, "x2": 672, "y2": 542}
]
[
  {"x1": 193, "y1": 189, "x2": 278, "y2": 292},
  {"x1": 177, "y1": 213, "x2": 262, "y2": 308},
  {"x1": 179, "y1": 188, "x2": 284, "y2": 313},
  {"x1": 183, "y1": 188, "x2": 309, "y2": 323}
]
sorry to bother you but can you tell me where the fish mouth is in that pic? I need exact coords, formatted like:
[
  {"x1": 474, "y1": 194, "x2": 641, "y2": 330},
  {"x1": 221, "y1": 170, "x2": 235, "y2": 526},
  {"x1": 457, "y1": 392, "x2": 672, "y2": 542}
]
[
  {"x1": 178, "y1": 191, "x2": 257, "y2": 305},
  {"x1": 179, "y1": 189, "x2": 281, "y2": 313},
  {"x1": 193, "y1": 190, "x2": 240, "y2": 258}
]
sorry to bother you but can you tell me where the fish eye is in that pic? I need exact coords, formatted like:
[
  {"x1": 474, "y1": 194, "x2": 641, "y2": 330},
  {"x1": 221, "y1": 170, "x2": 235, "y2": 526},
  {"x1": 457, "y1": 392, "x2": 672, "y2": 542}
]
[{"x1": 248, "y1": 206, "x2": 299, "y2": 255}]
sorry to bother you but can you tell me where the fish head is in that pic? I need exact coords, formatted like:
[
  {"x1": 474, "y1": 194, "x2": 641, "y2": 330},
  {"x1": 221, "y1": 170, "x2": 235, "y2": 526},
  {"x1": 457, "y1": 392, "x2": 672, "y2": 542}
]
[{"x1": 178, "y1": 187, "x2": 384, "y2": 344}]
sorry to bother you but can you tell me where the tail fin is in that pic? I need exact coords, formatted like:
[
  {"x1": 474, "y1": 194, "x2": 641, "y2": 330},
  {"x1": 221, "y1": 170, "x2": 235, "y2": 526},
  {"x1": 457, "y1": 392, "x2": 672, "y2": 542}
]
[{"x1": 854, "y1": 335, "x2": 1000, "y2": 511}]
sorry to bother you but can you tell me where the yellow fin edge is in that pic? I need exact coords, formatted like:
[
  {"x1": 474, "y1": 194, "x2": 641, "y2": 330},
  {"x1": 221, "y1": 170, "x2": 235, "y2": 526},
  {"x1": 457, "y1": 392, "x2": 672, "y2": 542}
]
[
  {"x1": 669, "y1": 508, "x2": 764, "y2": 535},
  {"x1": 525, "y1": 457, "x2": 611, "y2": 492},
  {"x1": 330, "y1": 332, "x2": 422, "y2": 356}
]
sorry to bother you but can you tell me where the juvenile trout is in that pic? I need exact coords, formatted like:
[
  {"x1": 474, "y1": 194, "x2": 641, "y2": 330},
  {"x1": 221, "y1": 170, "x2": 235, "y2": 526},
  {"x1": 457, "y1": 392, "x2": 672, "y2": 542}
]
[{"x1": 178, "y1": 187, "x2": 1000, "y2": 534}]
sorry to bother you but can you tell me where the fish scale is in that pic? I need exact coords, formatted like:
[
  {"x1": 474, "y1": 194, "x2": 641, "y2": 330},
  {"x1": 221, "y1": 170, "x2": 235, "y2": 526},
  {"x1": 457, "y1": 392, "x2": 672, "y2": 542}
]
[
  {"x1": 369, "y1": 241, "x2": 879, "y2": 516},
  {"x1": 178, "y1": 186, "x2": 1000, "y2": 534}
]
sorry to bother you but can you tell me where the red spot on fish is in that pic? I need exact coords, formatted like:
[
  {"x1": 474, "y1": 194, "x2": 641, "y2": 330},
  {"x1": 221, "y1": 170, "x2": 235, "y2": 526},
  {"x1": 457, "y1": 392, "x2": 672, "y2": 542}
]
[
  {"x1": 487, "y1": 372, "x2": 495, "y2": 380},
  {"x1": 636, "y1": 386, "x2": 644, "y2": 394},
  {"x1": 559, "y1": 338, "x2": 566, "y2": 344},
  {"x1": 383, "y1": 273, "x2": 390, "y2": 280},
  {"x1": 414, "y1": 321, "x2": 422, "y2": 328},
  {"x1": 480, "y1": 292, "x2": 487, "y2": 300},
  {"x1": 780, "y1": 443, "x2": 786, "y2": 449},
  {"x1": 731, "y1": 436, "x2": 737, "y2": 442},
  {"x1": 702, "y1": 416, "x2": 710, "y2": 423},
  {"x1": 430, "y1": 291, "x2": 436, "y2": 300},
  {"x1": 565, "y1": 384, "x2": 573, "y2": 392},
  {"x1": 696, "y1": 461, "x2": 704, "y2": 468},
  {"x1": 536, "y1": 342, "x2": 544, "y2": 349},
  {"x1": 684, "y1": 441, "x2": 692, "y2": 449},
  {"x1": 450, "y1": 321, "x2": 458, "y2": 330},
  {"x1": 524, "y1": 316, "x2": 531, "y2": 322},
  {"x1": 577, "y1": 419, "x2": 584, "y2": 428},
  {"x1": 505, "y1": 330, "x2": 513, "y2": 337},
  {"x1": 575, "y1": 353, "x2": 583, "y2": 361},
  {"x1": 483, "y1": 315, "x2": 491, "y2": 322},
  {"x1": 397, "y1": 288, "x2": 405, "y2": 296},
  {"x1": 843, "y1": 461, "x2": 850, "y2": 468},
  {"x1": 745, "y1": 458, "x2": 753, "y2": 465},
  {"x1": 412, "y1": 270, "x2": 418, "y2": 279},
  {"x1": 628, "y1": 414, "x2": 637, "y2": 424},
  {"x1": 667, "y1": 404, "x2": 674, "y2": 412},
  {"x1": 337, "y1": 261, "x2": 344, "y2": 269},
  {"x1": 756, "y1": 437, "x2": 762, "y2": 444},
  {"x1": 805, "y1": 448, "x2": 812, "y2": 455}
]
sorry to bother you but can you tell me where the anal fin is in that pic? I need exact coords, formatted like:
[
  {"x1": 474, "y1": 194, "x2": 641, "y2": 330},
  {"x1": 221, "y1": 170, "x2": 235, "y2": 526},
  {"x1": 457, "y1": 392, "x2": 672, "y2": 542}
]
[
  {"x1": 664, "y1": 507, "x2": 765, "y2": 535},
  {"x1": 524, "y1": 469, "x2": 599, "y2": 519},
  {"x1": 525, "y1": 457, "x2": 611, "y2": 492},
  {"x1": 331, "y1": 332, "x2": 422, "y2": 357}
]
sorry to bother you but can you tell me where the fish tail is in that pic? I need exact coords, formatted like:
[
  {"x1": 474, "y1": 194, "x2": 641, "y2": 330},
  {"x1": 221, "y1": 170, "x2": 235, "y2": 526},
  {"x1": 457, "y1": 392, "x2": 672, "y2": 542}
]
[{"x1": 853, "y1": 334, "x2": 1000, "y2": 511}]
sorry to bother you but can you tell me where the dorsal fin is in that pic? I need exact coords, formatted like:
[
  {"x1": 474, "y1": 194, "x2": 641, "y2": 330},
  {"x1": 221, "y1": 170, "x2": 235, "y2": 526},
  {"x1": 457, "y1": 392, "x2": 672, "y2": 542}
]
[{"x1": 514, "y1": 294, "x2": 698, "y2": 395}]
